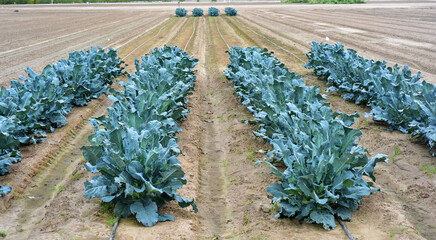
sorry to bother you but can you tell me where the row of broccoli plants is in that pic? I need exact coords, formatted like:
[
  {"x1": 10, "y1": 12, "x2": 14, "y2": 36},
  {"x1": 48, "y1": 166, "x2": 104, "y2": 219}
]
[
  {"x1": 305, "y1": 42, "x2": 436, "y2": 156},
  {"x1": 0, "y1": 47, "x2": 124, "y2": 199},
  {"x1": 225, "y1": 46, "x2": 387, "y2": 230},
  {"x1": 175, "y1": 7, "x2": 237, "y2": 17},
  {"x1": 82, "y1": 46, "x2": 198, "y2": 227}
]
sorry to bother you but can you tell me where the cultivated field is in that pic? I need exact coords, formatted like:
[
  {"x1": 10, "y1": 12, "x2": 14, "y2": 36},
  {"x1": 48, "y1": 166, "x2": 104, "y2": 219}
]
[{"x1": 0, "y1": 2, "x2": 435, "y2": 239}]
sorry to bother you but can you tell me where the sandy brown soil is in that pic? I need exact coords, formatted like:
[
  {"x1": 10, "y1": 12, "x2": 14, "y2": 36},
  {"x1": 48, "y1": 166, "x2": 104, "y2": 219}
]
[
  {"x1": 0, "y1": 2, "x2": 435, "y2": 240},
  {"x1": 0, "y1": 8, "x2": 170, "y2": 86},
  {"x1": 236, "y1": 4, "x2": 436, "y2": 83}
]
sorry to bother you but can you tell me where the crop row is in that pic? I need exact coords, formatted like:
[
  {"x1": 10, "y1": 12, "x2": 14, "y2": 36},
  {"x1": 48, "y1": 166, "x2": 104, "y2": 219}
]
[
  {"x1": 82, "y1": 46, "x2": 198, "y2": 227},
  {"x1": 225, "y1": 46, "x2": 387, "y2": 230},
  {"x1": 305, "y1": 42, "x2": 436, "y2": 156},
  {"x1": 0, "y1": 47, "x2": 124, "y2": 199}
]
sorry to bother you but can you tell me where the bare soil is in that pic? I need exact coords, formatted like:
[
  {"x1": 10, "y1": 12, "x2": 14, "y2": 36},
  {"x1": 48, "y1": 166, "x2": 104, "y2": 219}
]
[
  {"x1": 0, "y1": 8, "x2": 170, "y2": 86},
  {"x1": 237, "y1": 3, "x2": 436, "y2": 82},
  {"x1": 0, "y1": 2, "x2": 435, "y2": 240}
]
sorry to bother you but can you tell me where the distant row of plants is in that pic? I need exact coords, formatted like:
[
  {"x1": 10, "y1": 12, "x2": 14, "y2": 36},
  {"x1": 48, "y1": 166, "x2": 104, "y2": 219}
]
[{"x1": 175, "y1": 7, "x2": 237, "y2": 17}]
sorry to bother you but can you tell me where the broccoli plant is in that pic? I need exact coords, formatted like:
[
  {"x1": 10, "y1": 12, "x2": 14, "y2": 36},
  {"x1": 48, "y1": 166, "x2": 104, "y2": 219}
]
[
  {"x1": 83, "y1": 46, "x2": 199, "y2": 227},
  {"x1": 225, "y1": 7, "x2": 237, "y2": 16},
  {"x1": 175, "y1": 8, "x2": 187, "y2": 17},
  {"x1": 192, "y1": 8, "x2": 203, "y2": 17},
  {"x1": 208, "y1": 7, "x2": 219, "y2": 17}
]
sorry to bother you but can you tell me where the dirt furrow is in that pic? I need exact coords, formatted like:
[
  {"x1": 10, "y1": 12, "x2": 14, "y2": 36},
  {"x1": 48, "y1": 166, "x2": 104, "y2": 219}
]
[
  {"x1": 166, "y1": 17, "x2": 190, "y2": 47},
  {"x1": 107, "y1": 16, "x2": 172, "y2": 50},
  {"x1": 194, "y1": 17, "x2": 232, "y2": 239},
  {"x1": 110, "y1": 16, "x2": 176, "y2": 66},
  {"x1": 237, "y1": 15, "x2": 312, "y2": 56},
  {"x1": 119, "y1": 17, "x2": 188, "y2": 68}
]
